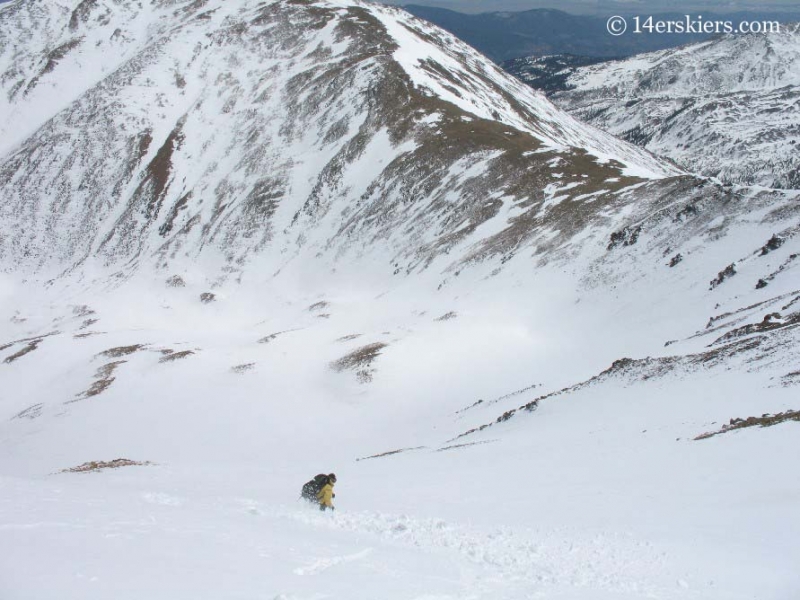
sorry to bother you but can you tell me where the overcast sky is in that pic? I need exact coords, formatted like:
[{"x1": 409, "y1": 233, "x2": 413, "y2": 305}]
[
  {"x1": 390, "y1": 0, "x2": 800, "y2": 15},
  {"x1": 0, "y1": 0, "x2": 796, "y2": 14}
]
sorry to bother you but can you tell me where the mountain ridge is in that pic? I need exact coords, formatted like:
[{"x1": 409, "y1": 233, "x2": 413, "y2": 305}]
[
  {"x1": 0, "y1": 0, "x2": 679, "y2": 284},
  {"x1": 506, "y1": 29, "x2": 800, "y2": 189}
]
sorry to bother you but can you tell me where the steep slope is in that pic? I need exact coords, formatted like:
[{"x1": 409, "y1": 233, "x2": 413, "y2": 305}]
[
  {"x1": 508, "y1": 29, "x2": 800, "y2": 189},
  {"x1": 1, "y1": 1, "x2": 800, "y2": 599},
  {"x1": 0, "y1": 0, "x2": 676, "y2": 283},
  {"x1": 2, "y1": 187, "x2": 800, "y2": 598}
]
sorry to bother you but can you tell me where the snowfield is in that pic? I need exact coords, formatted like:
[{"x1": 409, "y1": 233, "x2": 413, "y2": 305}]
[
  {"x1": 0, "y1": 0, "x2": 799, "y2": 599},
  {"x1": 2, "y1": 255, "x2": 799, "y2": 599}
]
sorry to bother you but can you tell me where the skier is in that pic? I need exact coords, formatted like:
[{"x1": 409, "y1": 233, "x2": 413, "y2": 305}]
[
  {"x1": 300, "y1": 473, "x2": 337, "y2": 511},
  {"x1": 317, "y1": 472, "x2": 336, "y2": 511}
]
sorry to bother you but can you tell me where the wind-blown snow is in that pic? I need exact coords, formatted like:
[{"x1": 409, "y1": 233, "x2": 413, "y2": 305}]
[{"x1": 2, "y1": 245, "x2": 800, "y2": 598}]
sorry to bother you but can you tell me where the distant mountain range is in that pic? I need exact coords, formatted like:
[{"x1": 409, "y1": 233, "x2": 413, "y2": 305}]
[
  {"x1": 403, "y1": 5, "x2": 800, "y2": 61},
  {"x1": 506, "y1": 30, "x2": 800, "y2": 189}
]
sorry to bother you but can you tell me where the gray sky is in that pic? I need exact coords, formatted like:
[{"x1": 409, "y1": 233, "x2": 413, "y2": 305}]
[
  {"x1": 1, "y1": 0, "x2": 794, "y2": 13},
  {"x1": 388, "y1": 0, "x2": 800, "y2": 15}
]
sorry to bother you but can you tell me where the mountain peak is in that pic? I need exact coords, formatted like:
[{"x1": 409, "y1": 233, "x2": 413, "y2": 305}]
[{"x1": 0, "y1": 0, "x2": 677, "y2": 281}]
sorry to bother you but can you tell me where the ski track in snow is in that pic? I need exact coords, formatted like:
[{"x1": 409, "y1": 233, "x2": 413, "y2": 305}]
[
  {"x1": 293, "y1": 548, "x2": 375, "y2": 576},
  {"x1": 141, "y1": 491, "x2": 185, "y2": 506},
  {"x1": 122, "y1": 494, "x2": 687, "y2": 596},
  {"x1": 257, "y1": 501, "x2": 676, "y2": 598}
]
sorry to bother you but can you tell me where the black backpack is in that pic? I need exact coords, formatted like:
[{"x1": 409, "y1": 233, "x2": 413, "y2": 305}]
[{"x1": 301, "y1": 474, "x2": 328, "y2": 501}]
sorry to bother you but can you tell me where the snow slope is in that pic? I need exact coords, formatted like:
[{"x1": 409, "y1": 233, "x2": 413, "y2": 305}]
[
  {"x1": 1, "y1": 1, "x2": 800, "y2": 599},
  {"x1": 508, "y1": 29, "x2": 800, "y2": 189},
  {"x1": 0, "y1": 0, "x2": 680, "y2": 280},
  {"x1": 2, "y1": 245, "x2": 800, "y2": 599}
]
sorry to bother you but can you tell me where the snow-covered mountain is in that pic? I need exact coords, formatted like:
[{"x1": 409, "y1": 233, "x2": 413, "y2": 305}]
[
  {"x1": 507, "y1": 30, "x2": 800, "y2": 189},
  {"x1": 503, "y1": 54, "x2": 613, "y2": 93},
  {"x1": 0, "y1": 0, "x2": 679, "y2": 282},
  {"x1": 1, "y1": 1, "x2": 799, "y2": 599}
]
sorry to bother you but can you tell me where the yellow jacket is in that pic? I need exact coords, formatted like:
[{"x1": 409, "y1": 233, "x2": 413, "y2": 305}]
[{"x1": 317, "y1": 483, "x2": 334, "y2": 508}]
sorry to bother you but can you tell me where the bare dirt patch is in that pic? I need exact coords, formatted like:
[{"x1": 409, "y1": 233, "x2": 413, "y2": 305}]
[
  {"x1": 98, "y1": 344, "x2": 145, "y2": 358},
  {"x1": 74, "y1": 332, "x2": 106, "y2": 339},
  {"x1": 781, "y1": 370, "x2": 800, "y2": 387},
  {"x1": 695, "y1": 410, "x2": 800, "y2": 440},
  {"x1": 331, "y1": 342, "x2": 387, "y2": 371},
  {"x1": 159, "y1": 350, "x2": 195, "y2": 363},
  {"x1": 70, "y1": 361, "x2": 127, "y2": 402},
  {"x1": 258, "y1": 329, "x2": 300, "y2": 344},
  {"x1": 166, "y1": 275, "x2": 186, "y2": 287},
  {"x1": 331, "y1": 342, "x2": 387, "y2": 383},
  {"x1": 72, "y1": 305, "x2": 96, "y2": 317},
  {"x1": 437, "y1": 440, "x2": 498, "y2": 452},
  {"x1": 455, "y1": 382, "x2": 542, "y2": 414},
  {"x1": 709, "y1": 263, "x2": 737, "y2": 290},
  {"x1": 452, "y1": 324, "x2": 798, "y2": 441},
  {"x1": 231, "y1": 362, "x2": 255, "y2": 373},
  {"x1": 60, "y1": 458, "x2": 154, "y2": 473},
  {"x1": 336, "y1": 334, "x2": 362, "y2": 342},
  {"x1": 710, "y1": 310, "x2": 800, "y2": 346},
  {"x1": 12, "y1": 403, "x2": 43, "y2": 420},
  {"x1": 356, "y1": 447, "x2": 426, "y2": 461},
  {"x1": 3, "y1": 339, "x2": 43, "y2": 363},
  {"x1": 1, "y1": 332, "x2": 60, "y2": 361}
]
